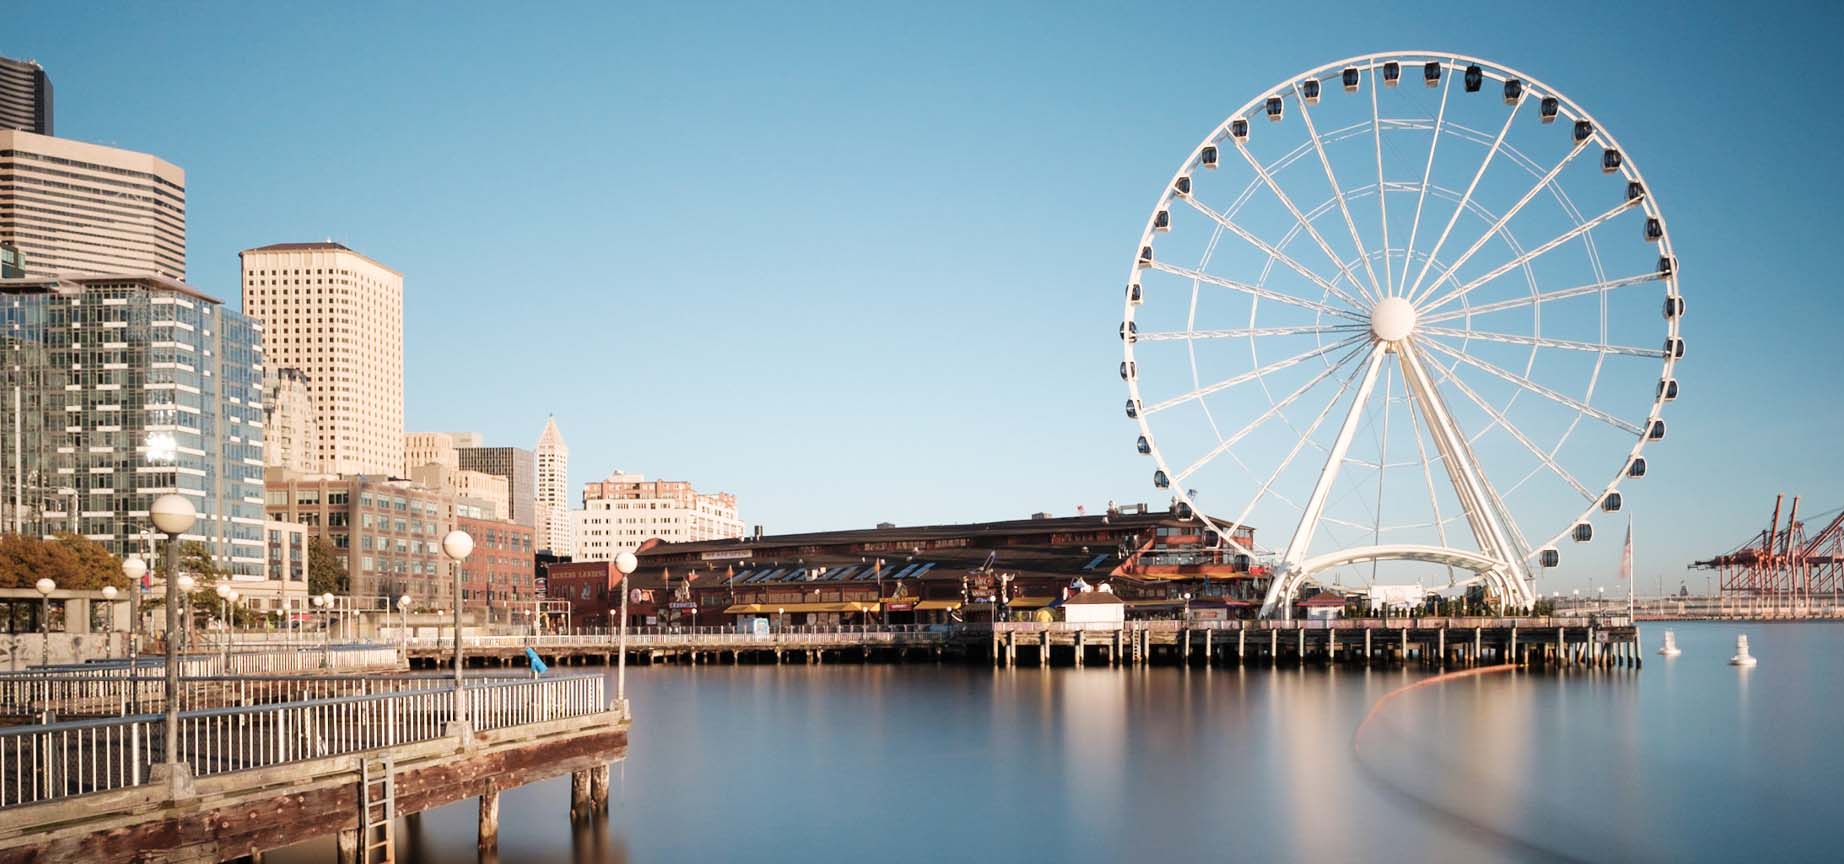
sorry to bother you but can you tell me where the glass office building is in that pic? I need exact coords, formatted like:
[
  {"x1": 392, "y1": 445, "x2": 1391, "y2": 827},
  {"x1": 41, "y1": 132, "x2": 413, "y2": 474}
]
[{"x1": 1, "y1": 274, "x2": 265, "y2": 575}]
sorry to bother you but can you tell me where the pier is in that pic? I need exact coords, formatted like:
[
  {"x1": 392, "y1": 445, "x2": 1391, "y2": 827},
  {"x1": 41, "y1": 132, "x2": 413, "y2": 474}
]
[
  {"x1": 407, "y1": 616, "x2": 1641, "y2": 670},
  {"x1": 0, "y1": 668, "x2": 628, "y2": 863}
]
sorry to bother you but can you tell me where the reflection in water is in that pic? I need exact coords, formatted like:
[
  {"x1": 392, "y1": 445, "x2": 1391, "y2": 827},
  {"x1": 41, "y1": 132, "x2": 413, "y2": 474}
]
[{"x1": 260, "y1": 623, "x2": 1840, "y2": 863}]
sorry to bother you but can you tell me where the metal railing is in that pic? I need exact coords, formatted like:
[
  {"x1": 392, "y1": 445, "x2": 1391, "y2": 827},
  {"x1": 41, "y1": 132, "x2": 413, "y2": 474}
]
[
  {"x1": 0, "y1": 674, "x2": 608, "y2": 809},
  {"x1": 0, "y1": 671, "x2": 534, "y2": 719}
]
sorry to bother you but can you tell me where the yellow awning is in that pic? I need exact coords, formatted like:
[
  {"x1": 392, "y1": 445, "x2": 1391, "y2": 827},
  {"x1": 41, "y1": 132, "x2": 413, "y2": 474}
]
[
  {"x1": 722, "y1": 602, "x2": 873, "y2": 614},
  {"x1": 913, "y1": 600, "x2": 962, "y2": 611},
  {"x1": 1005, "y1": 596, "x2": 1054, "y2": 609}
]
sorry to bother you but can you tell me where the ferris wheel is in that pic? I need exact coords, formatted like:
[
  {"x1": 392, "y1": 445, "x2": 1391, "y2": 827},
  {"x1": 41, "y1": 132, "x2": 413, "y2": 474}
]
[{"x1": 1120, "y1": 52, "x2": 1682, "y2": 618}]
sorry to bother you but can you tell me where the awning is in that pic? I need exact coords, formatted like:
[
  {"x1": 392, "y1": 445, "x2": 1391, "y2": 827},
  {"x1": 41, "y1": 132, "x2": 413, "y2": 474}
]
[
  {"x1": 1004, "y1": 596, "x2": 1054, "y2": 609},
  {"x1": 913, "y1": 600, "x2": 962, "y2": 611},
  {"x1": 721, "y1": 602, "x2": 875, "y2": 614}
]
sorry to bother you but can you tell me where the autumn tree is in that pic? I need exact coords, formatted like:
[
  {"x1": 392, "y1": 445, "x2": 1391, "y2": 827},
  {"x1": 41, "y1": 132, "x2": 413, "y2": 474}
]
[{"x1": 0, "y1": 532, "x2": 128, "y2": 590}]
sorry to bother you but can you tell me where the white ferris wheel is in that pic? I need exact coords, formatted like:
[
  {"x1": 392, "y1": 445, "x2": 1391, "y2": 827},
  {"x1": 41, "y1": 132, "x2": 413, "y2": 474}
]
[{"x1": 1120, "y1": 52, "x2": 1682, "y2": 618}]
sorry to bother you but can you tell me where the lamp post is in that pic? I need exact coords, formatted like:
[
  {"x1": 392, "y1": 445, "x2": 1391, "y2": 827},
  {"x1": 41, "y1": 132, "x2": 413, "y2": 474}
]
[
  {"x1": 311, "y1": 594, "x2": 329, "y2": 668},
  {"x1": 614, "y1": 551, "x2": 637, "y2": 716},
  {"x1": 397, "y1": 594, "x2": 411, "y2": 657},
  {"x1": 150, "y1": 493, "x2": 197, "y2": 766},
  {"x1": 215, "y1": 584, "x2": 232, "y2": 671},
  {"x1": 34, "y1": 577, "x2": 55, "y2": 668},
  {"x1": 1182, "y1": 591, "x2": 1193, "y2": 623},
  {"x1": 441, "y1": 530, "x2": 475, "y2": 725},
  {"x1": 121, "y1": 555, "x2": 145, "y2": 676}
]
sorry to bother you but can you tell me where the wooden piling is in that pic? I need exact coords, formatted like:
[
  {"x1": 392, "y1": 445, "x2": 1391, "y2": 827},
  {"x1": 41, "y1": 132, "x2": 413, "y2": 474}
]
[{"x1": 479, "y1": 787, "x2": 501, "y2": 851}]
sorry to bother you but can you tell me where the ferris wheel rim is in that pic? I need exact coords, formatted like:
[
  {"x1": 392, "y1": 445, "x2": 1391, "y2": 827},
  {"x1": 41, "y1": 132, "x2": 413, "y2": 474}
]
[{"x1": 1119, "y1": 50, "x2": 1681, "y2": 614}]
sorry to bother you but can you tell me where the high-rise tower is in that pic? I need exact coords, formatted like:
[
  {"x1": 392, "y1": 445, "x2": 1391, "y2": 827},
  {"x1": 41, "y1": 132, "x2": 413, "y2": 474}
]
[
  {"x1": 0, "y1": 130, "x2": 185, "y2": 279},
  {"x1": 240, "y1": 242, "x2": 404, "y2": 476},
  {"x1": 0, "y1": 55, "x2": 53, "y2": 135},
  {"x1": 535, "y1": 416, "x2": 569, "y2": 553}
]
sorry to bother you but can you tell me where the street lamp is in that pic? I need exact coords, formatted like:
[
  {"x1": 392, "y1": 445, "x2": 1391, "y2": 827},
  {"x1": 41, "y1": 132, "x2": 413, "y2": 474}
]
[
  {"x1": 441, "y1": 530, "x2": 474, "y2": 724},
  {"x1": 396, "y1": 594, "x2": 411, "y2": 657},
  {"x1": 34, "y1": 577, "x2": 55, "y2": 668},
  {"x1": 614, "y1": 551, "x2": 637, "y2": 715},
  {"x1": 1182, "y1": 591, "x2": 1193, "y2": 623},
  {"x1": 150, "y1": 492, "x2": 197, "y2": 767},
  {"x1": 122, "y1": 555, "x2": 146, "y2": 675}
]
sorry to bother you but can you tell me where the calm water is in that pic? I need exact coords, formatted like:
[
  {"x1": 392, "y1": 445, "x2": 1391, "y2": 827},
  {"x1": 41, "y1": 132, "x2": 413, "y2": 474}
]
[{"x1": 272, "y1": 621, "x2": 1844, "y2": 863}]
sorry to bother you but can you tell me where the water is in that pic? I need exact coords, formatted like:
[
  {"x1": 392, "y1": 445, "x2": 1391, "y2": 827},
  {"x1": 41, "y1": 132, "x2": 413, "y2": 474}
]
[{"x1": 272, "y1": 621, "x2": 1844, "y2": 863}]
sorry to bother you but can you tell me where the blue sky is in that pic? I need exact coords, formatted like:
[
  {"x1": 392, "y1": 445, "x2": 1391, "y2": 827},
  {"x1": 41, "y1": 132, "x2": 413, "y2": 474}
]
[{"x1": 12, "y1": 0, "x2": 1843, "y2": 589}]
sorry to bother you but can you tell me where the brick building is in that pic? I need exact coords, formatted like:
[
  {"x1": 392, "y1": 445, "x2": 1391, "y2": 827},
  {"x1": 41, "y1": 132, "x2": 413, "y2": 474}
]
[
  {"x1": 263, "y1": 469, "x2": 455, "y2": 606},
  {"x1": 456, "y1": 512, "x2": 537, "y2": 617}
]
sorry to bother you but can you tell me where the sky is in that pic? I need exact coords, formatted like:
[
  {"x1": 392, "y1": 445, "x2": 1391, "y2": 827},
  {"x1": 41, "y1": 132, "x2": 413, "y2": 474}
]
[{"x1": 10, "y1": 0, "x2": 1844, "y2": 591}]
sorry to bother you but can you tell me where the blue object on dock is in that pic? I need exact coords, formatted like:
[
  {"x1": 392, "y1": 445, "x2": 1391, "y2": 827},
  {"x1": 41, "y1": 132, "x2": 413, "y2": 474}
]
[{"x1": 526, "y1": 647, "x2": 549, "y2": 675}]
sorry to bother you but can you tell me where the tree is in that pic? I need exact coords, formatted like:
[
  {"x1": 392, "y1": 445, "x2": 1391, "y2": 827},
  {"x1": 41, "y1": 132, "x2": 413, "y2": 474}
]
[
  {"x1": 0, "y1": 532, "x2": 128, "y2": 590},
  {"x1": 308, "y1": 535, "x2": 348, "y2": 596}
]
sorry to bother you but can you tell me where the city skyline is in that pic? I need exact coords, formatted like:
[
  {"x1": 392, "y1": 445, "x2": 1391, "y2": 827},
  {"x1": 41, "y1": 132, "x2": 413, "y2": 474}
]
[{"x1": 10, "y1": 1, "x2": 1844, "y2": 589}]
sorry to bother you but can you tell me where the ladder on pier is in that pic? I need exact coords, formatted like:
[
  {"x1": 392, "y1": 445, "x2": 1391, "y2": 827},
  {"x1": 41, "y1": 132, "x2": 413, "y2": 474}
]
[{"x1": 360, "y1": 756, "x2": 396, "y2": 864}]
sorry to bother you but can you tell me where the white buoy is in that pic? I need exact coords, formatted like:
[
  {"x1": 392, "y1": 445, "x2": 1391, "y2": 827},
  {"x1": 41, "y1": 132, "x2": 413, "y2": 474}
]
[
  {"x1": 1658, "y1": 630, "x2": 1681, "y2": 657},
  {"x1": 1728, "y1": 634, "x2": 1757, "y2": 667}
]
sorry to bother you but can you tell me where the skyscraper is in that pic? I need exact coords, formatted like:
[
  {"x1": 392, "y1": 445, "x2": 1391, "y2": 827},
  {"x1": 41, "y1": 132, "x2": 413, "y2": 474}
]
[
  {"x1": 240, "y1": 242, "x2": 404, "y2": 476},
  {"x1": 263, "y1": 367, "x2": 321, "y2": 474},
  {"x1": 1, "y1": 274, "x2": 265, "y2": 574},
  {"x1": 457, "y1": 446, "x2": 534, "y2": 528},
  {"x1": 0, "y1": 55, "x2": 53, "y2": 135},
  {"x1": 534, "y1": 416, "x2": 569, "y2": 553},
  {"x1": 0, "y1": 130, "x2": 185, "y2": 279}
]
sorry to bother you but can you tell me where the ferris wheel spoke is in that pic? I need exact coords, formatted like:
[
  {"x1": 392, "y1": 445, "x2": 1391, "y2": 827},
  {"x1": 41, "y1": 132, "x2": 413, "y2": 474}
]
[
  {"x1": 1418, "y1": 271, "x2": 1666, "y2": 325},
  {"x1": 1230, "y1": 344, "x2": 1382, "y2": 568},
  {"x1": 1425, "y1": 355, "x2": 1597, "y2": 500},
  {"x1": 1400, "y1": 366, "x2": 1458, "y2": 585},
  {"x1": 1149, "y1": 242, "x2": 1367, "y2": 321},
  {"x1": 1173, "y1": 339, "x2": 1372, "y2": 483},
  {"x1": 1419, "y1": 198, "x2": 1639, "y2": 315},
  {"x1": 1402, "y1": 96, "x2": 1524, "y2": 302},
  {"x1": 1142, "y1": 334, "x2": 1368, "y2": 416},
  {"x1": 1177, "y1": 200, "x2": 1371, "y2": 314},
  {"x1": 1293, "y1": 82, "x2": 1386, "y2": 301},
  {"x1": 1369, "y1": 65, "x2": 1394, "y2": 298},
  {"x1": 1136, "y1": 323, "x2": 1365, "y2": 343},
  {"x1": 1417, "y1": 335, "x2": 1644, "y2": 436},
  {"x1": 1226, "y1": 141, "x2": 1378, "y2": 307},
  {"x1": 1398, "y1": 57, "x2": 1455, "y2": 298},
  {"x1": 1409, "y1": 140, "x2": 1590, "y2": 307},
  {"x1": 1419, "y1": 326, "x2": 1668, "y2": 358}
]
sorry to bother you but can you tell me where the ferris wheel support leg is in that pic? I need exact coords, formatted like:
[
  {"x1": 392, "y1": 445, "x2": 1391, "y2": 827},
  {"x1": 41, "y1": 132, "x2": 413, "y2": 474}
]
[
  {"x1": 1259, "y1": 342, "x2": 1392, "y2": 619},
  {"x1": 1396, "y1": 341, "x2": 1538, "y2": 610}
]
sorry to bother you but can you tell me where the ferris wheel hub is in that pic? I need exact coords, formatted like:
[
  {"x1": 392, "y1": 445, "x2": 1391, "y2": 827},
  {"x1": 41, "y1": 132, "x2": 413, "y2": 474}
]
[{"x1": 1369, "y1": 297, "x2": 1417, "y2": 343}]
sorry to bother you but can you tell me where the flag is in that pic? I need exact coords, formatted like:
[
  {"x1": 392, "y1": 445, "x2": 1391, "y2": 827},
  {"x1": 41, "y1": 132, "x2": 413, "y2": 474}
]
[{"x1": 1619, "y1": 518, "x2": 1634, "y2": 582}]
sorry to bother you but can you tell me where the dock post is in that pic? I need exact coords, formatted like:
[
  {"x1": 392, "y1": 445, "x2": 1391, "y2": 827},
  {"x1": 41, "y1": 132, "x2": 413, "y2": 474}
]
[
  {"x1": 1473, "y1": 628, "x2": 1482, "y2": 667},
  {"x1": 1041, "y1": 631, "x2": 1050, "y2": 667},
  {"x1": 1297, "y1": 628, "x2": 1306, "y2": 665},
  {"x1": 570, "y1": 769, "x2": 593, "y2": 822},
  {"x1": 480, "y1": 786, "x2": 501, "y2": 851},
  {"x1": 1509, "y1": 626, "x2": 1518, "y2": 666},
  {"x1": 1238, "y1": 628, "x2": 1247, "y2": 665},
  {"x1": 591, "y1": 764, "x2": 611, "y2": 811},
  {"x1": 1400, "y1": 628, "x2": 1409, "y2": 663},
  {"x1": 1202, "y1": 629, "x2": 1212, "y2": 666},
  {"x1": 1437, "y1": 627, "x2": 1446, "y2": 666},
  {"x1": 336, "y1": 829, "x2": 359, "y2": 864},
  {"x1": 1075, "y1": 631, "x2": 1085, "y2": 668},
  {"x1": 1269, "y1": 628, "x2": 1278, "y2": 665},
  {"x1": 1364, "y1": 627, "x2": 1372, "y2": 665},
  {"x1": 1181, "y1": 629, "x2": 1190, "y2": 666}
]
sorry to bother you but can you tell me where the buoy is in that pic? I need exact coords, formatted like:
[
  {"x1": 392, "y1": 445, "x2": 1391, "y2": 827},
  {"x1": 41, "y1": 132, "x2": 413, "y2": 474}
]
[
  {"x1": 1658, "y1": 630, "x2": 1681, "y2": 657},
  {"x1": 1728, "y1": 634, "x2": 1757, "y2": 667}
]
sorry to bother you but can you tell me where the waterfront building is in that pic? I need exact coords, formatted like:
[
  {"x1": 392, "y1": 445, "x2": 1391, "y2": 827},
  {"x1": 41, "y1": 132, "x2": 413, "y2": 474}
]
[
  {"x1": 545, "y1": 560, "x2": 624, "y2": 627},
  {"x1": 0, "y1": 129, "x2": 185, "y2": 280},
  {"x1": 0, "y1": 55, "x2": 53, "y2": 135},
  {"x1": 262, "y1": 367, "x2": 320, "y2": 474},
  {"x1": 534, "y1": 416, "x2": 568, "y2": 553},
  {"x1": 262, "y1": 468, "x2": 455, "y2": 605},
  {"x1": 239, "y1": 242, "x2": 403, "y2": 476},
  {"x1": 240, "y1": 518, "x2": 311, "y2": 617},
  {"x1": 1, "y1": 243, "x2": 21, "y2": 278},
  {"x1": 0, "y1": 273, "x2": 264, "y2": 574},
  {"x1": 457, "y1": 445, "x2": 534, "y2": 528},
  {"x1": 456, "y1": 510, "x2": 536, "y2": 618},
  {"x1": 570, "y1": 471, "x2": 743, "y2": 562},
  {"x1": 561, "y1": 505, "x2": 1257, "y2": 628}
]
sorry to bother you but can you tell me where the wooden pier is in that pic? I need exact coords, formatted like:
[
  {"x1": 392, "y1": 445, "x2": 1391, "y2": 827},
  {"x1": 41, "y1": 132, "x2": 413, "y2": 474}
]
[
  {"x1": 406, "y1": 616, "x2": 1641, "y2": 671},
  {"x1": 0, "y1": 673, "x2": 627, "y2": 863}
]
